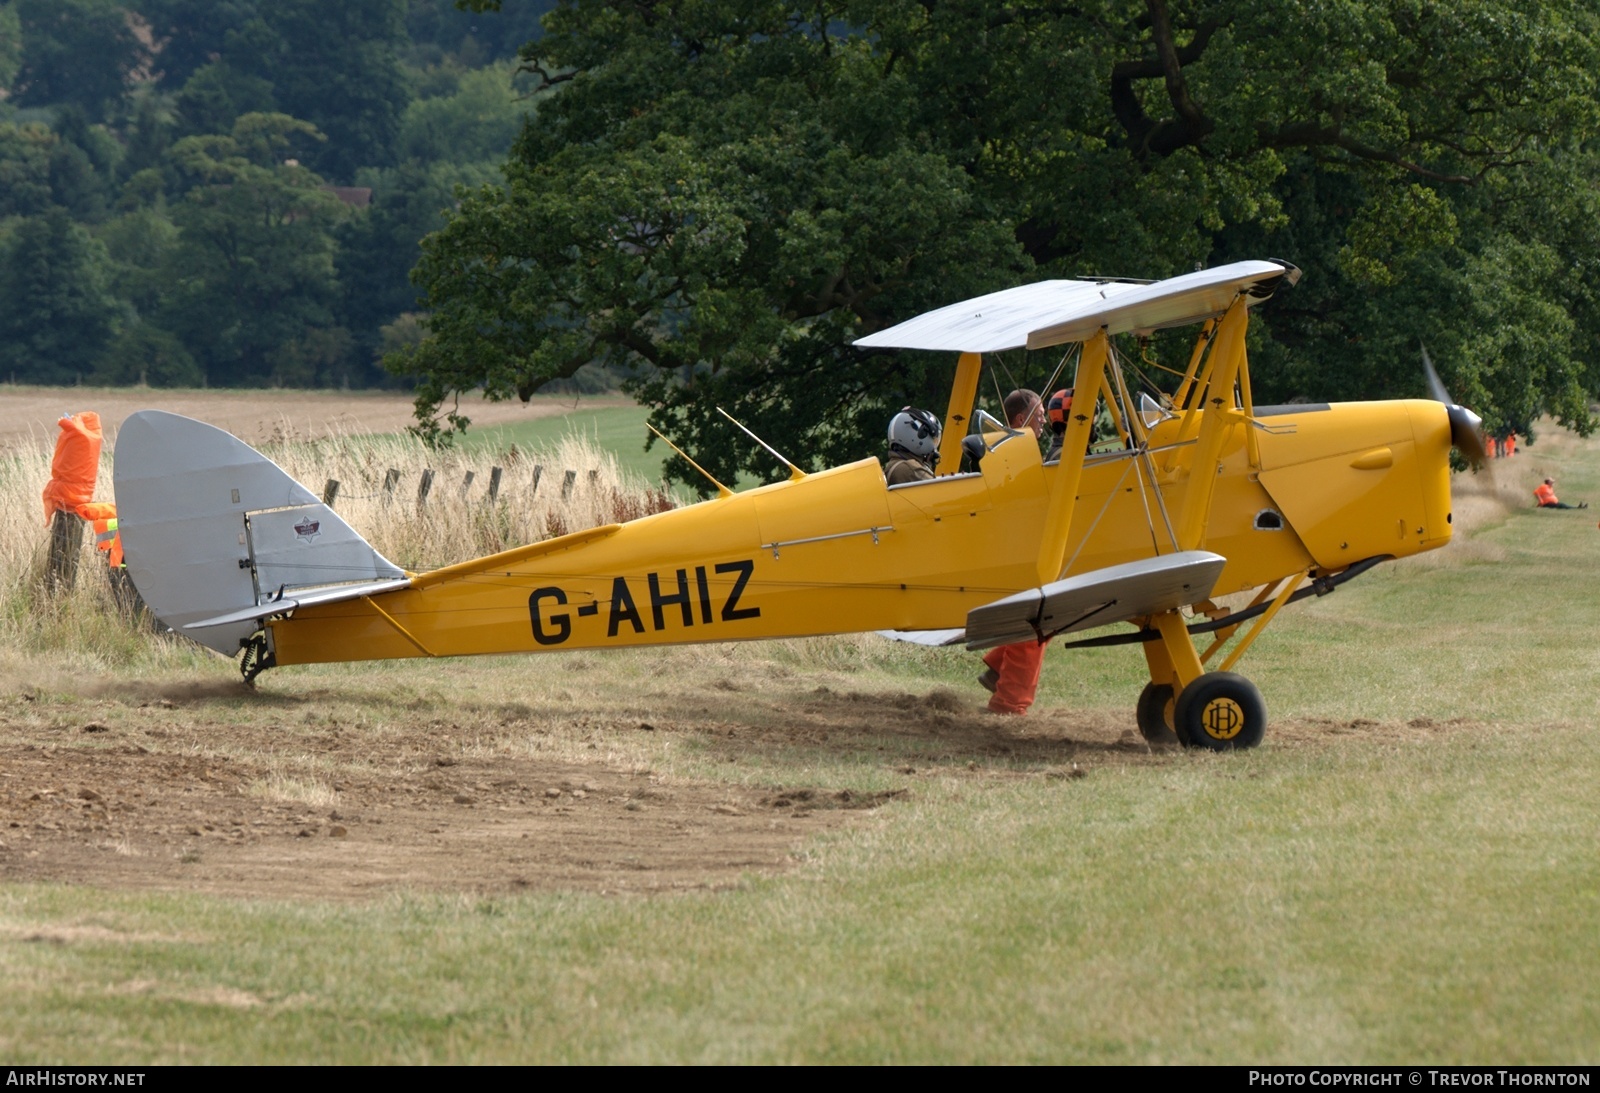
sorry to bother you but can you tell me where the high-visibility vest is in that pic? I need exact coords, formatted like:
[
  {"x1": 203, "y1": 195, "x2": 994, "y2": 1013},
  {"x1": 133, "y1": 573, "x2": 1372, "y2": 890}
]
[
  {"x1": 92, "y1": 516, "x2": 123, "y2": 568},
  {"x1": 1535, "y1": 483, "x2": 1558, "y2": 506}
]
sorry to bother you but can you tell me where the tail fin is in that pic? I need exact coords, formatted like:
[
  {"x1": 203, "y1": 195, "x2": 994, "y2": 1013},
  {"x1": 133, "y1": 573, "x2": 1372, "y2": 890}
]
[{"x1": 113, "y1": 411, "x2": 404, "y2": 654}]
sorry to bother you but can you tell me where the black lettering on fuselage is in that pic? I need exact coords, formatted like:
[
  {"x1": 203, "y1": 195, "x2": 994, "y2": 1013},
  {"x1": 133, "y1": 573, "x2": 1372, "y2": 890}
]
[
  {"x1": 715, "y1": 559, "x2": 760, "y2": 621},
  {"x1": 649, "y1": 568, "x2": 694, "y2": 630},
  {"x1": 607, "y1": 576, "x2": 645, "y2": 636},
  {"x1": 694, "y1": 565, "x2": 713, "y2": 624},
  {"x1": 528, "y1": 587, "x2": 571, "y2": 645},
  {"x1": 537, "y1": 561, "x2": 761, "y2": 644}
]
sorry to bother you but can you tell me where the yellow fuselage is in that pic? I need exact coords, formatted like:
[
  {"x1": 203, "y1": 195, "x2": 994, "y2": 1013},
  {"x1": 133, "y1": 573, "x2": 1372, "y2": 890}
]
[{"x1": 269, "y1": 399, "x2": 1455, "y2": 665}]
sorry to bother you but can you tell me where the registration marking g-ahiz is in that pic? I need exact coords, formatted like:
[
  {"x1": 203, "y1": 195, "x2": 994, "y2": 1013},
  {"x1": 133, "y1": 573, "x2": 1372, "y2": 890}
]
[{"x1": 527, "y1": 560, "x2": 760, "y2": 645}]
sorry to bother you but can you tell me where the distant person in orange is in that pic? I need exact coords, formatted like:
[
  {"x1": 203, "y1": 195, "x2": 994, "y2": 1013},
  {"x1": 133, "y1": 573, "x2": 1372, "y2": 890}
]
[
  {"x1": 1535, "y1": 478, "x2": 1586, "y2": 509},
  {"x1": 978, "y1": 390, "x2": 1049, "y2": 715},
  {"x1": 1485, "y1": 435, "x2": 1499, "y2": 459},
  {"x1": 1504, "y1": 432, "x2": 1517, "y2": 456}
]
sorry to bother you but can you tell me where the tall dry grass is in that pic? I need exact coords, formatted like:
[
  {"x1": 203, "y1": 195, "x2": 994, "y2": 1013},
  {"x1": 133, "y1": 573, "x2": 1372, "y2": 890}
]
[
  {"x1": 0, "y1": 424, "x2": 678, "y2": 664},
  {"x1": 265, "y1": 428, "x2": 676, "y2": 573}
]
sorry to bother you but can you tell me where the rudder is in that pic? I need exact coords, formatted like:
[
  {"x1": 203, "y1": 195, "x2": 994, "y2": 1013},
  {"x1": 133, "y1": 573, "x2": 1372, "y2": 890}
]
[{"x1": 113, "y1": 411, "x2": 404, "y2": 654}]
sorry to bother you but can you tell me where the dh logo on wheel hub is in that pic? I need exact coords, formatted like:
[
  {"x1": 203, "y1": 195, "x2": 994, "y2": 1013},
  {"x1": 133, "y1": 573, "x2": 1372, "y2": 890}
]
[{"x1": 1201, "y1": 697, "x2": 1245, "y2": 740}]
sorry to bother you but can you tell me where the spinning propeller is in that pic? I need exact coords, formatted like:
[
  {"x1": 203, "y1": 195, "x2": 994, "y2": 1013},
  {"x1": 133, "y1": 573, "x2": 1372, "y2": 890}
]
[{"x1": 1421, "y1": 343, "x2": 1488, "y2": 468}]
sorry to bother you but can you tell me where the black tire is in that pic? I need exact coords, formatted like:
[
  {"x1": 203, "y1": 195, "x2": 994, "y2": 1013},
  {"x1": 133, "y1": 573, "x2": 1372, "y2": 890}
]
[
  {"x1": 1174, "y1": 672, "x2": 1267, "y2": 751},
  {"x1": 1135, "y1": 682, "x2": 1179, "y2": 747}
]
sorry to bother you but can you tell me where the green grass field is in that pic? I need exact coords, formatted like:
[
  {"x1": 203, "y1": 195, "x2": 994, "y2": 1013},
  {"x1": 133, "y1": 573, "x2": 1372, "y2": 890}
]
[
  {"x1": 2, "y1": 425, "x2": 1599, "y2": 1063},
  {"x1": 458, "y1": 400, "x2": 668, "y2": 482},
  {"x1": 456, "y1": 399, "x2": 772, "y2": 491}
]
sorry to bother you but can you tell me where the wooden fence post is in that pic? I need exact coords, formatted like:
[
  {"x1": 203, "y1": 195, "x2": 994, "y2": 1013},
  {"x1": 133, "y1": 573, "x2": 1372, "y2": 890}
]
[
  {"x1": 416, "y1": 468, "x2": 435, "y2": 510},
  {"x1": 487, "y1": 466, "x2": 503, "y2": 505},
  {"x1": 561, "y1": 470, "x2": 576, "y2": 499},
  {"x1": 382, "y1": 468, "x2": 400, "y2": 505},
  {"x1": 46, "y1": 510, "x2": 84, "y2": 594},
  {"x1": 459, "y1": 470, "x2": 475, "y2": 499},
  {"x1": 531, "y1": 465, "x2": 543, "y2": 496},
  {"x1": 322, "y1": 479, "x2": 340, "y2": 506}
]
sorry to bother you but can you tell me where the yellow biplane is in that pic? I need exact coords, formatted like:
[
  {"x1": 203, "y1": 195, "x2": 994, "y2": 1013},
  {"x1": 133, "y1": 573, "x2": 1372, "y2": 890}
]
[{"x1": 114, "y1": 259, "x2": 1483, "y2": 749}]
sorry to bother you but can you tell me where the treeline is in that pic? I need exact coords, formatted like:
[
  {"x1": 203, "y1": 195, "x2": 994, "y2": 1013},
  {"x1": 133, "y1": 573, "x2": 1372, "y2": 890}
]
[
  {"x1": 0, "y1": 0, "x2": 551, "y2": 389},
  {"x1": 403, "y1": 0, "x2": 1600, "y2": 490}
]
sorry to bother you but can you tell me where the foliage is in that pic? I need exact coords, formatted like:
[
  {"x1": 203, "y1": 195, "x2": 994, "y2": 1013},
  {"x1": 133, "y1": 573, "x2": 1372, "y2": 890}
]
[
  {"x1": 157, "y1": 114, "x2": 350, "y2": 386},
  {"x1": 0, "y1": 210, "x2": 126, "y2": 385},
  {"x1": 146, "y1": 0, "x2": 411, "y2": 181},
  {"x1": 243, "y1": 0, "x2": 411, "y2": 182},
  {"x1": 405, "y1": 0, "x2": 553, "y2": 66},
  {"x1": 172, "y1": 61, "x2": 277, "y2": 141},
  {"x1": 337, "y1": 160, "x2": 506, "y2": 384},
  {"x1": 406, "y1": 0, "x2": 1600, "y2": 488},
  {"x1": 8, "y1": 0, "x2": 149, "y2": 121},
  {"x1": 0, "y1": 3, "x2": 545, "y2": 391},
  {"x1": 0, "y1": 121, "x2": 56, "y2": 218},
  {"x1": 0, "y1": 4, "x2": 22, "y2": 93},
  {"x1": 95, "y1": 207, "x2": 180, "y2": 319},
  {"x1": 135, "y1": 0, "x2": 259, "y2": 91},
  {"x1": 398, "y1": 60, "x2": 531, "y2": 165}
]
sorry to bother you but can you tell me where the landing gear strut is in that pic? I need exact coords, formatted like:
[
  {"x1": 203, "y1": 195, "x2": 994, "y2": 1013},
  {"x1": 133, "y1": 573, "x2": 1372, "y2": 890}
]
[
  {"x1": 1140, "y1": 608, "x2": 1269, "y2": 750},
  {"x1": 239, "y1": 630, "x2": 276, "y2": 686}
]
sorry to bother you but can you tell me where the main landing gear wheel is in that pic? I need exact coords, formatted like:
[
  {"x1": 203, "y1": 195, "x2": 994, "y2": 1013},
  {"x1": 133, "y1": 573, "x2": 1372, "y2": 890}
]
[
  {"x1": 1135, "y1": 682, "x2": 1179, "y2": 747},
  {"x1": 1174, "y1": 672, "x2": 1267, "y2": 751}
]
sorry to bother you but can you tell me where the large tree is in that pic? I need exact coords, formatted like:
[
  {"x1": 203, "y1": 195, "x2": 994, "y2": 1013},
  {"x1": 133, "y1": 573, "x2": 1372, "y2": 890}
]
[
  {"x1": 0, "y1": 210, "x2": 125, "y2": 385},
  {"x1": 405, "y1": 0, "x2": 1600, "y2": 486},
  {"x1": 158, "y1": 113, "x2": 350, "y2": 386}
]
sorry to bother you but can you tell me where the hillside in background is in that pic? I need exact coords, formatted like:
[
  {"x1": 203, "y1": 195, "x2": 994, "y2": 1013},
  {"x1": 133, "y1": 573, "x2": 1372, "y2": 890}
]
[{"x1": 0, "y1": 0, "x2": 559, "y2": 391}]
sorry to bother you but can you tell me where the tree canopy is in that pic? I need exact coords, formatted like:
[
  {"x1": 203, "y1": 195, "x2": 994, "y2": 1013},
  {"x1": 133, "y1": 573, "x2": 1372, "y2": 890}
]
[
  {"x1": 0, "y1": 1, "x2": 542, "y2": 390},
  {"x1": 405, "y1": 0, "x2": 1600, "y2": 489}
]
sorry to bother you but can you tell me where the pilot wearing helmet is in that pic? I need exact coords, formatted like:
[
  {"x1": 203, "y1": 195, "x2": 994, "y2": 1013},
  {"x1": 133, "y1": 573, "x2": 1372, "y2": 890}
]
[
  {"x1": 1044, "y1": 387, "x2": 1073, "y2": 462},
  {"x1": 885, "y1": 407, "x2": 942, "y2": 485}
]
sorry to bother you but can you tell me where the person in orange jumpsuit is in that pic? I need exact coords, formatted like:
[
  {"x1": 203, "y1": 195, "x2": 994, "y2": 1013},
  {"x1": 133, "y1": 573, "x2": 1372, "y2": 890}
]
[
  {"x1": 1504, "y1": 432, "x2": 1517, "y2": 456},
  {"x1": 978, "y1": 390, "x2": 1049, "y2": 714},
  {"x1": 1535, "y1": 478, "x2": 1586, "y2": 509}
]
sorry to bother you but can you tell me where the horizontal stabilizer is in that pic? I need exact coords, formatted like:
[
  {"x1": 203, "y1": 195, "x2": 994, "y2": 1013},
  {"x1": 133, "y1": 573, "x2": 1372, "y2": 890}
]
[
  {"x1": 964, "y1": 551, "x2": 1226, "y2": 651},
  {"x1": 183, "y1": 577, "x2": 413, "y2": 632},
  {"x1": 875, "y1": 628, "x2": 966, "y2": 647}
]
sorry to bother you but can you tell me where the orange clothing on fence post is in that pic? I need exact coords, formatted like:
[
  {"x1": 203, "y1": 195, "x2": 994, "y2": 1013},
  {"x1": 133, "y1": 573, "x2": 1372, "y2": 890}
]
[
  {"x1": 41, "y1": 412, "x2": 103, "y2": 524},
  {"x1": 982, "y1": 641, "x2": 1046, "y2": 715}
]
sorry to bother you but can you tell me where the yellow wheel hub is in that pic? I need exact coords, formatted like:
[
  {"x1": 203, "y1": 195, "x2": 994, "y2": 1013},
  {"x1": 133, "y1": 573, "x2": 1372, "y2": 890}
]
[{"x1": 1200, "y1": 696, "x2": 1245, "y2": 740}]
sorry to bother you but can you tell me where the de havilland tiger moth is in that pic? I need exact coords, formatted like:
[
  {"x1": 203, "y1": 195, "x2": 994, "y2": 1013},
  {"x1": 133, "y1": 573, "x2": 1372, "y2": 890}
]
[{"x1": 111, "y1": 259, "x2": 1485, "y2": 750}]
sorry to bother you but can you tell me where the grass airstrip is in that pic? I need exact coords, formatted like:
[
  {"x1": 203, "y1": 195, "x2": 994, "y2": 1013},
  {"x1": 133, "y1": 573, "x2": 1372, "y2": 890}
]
[{"x1": 1, "y1": 406, "x2": 1598, "y2": 1063}]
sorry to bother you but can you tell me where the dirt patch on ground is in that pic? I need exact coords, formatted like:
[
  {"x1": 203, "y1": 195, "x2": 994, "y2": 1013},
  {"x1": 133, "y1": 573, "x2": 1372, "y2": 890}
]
[
  {"x1": 0, "y1": 674, "x2": 1152, "y2": 901},
  {"x1": 0, "y1": 386, "x2": 630, "y2": 450},
  {"x1": 0, "y1": 668, "x2": 1485, "y2": 901},
  {"x1": 0, "y1": 743, "x2": 848, "y2": 899}
]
